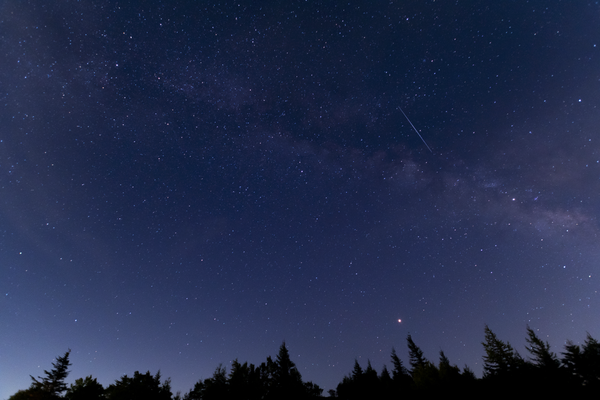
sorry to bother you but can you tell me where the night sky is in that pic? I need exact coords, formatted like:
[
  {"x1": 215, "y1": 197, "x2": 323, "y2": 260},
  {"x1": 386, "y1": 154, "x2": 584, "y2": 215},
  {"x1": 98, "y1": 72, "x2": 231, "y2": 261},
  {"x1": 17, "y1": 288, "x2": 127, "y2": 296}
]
[{"x1": 2, "y1": 0, "x2": 600, "y2": 397}]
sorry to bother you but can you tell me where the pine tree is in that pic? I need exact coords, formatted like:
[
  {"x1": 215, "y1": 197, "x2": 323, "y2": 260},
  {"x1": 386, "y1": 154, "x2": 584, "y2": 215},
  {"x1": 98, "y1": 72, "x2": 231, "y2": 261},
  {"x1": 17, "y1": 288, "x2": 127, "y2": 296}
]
[
  {"x1": 482, "y1": 325, "x2": 524, "y2": 378},
  {"x1": 525, "y1": 326, "x2": 560, "y2": 370},
  {"x1": 581, "y1": 333, "x2": 600, "y2": 387},
  {"x1": 30, "y1": 349, "x2": 72, "y2": 398},
  {"x1": 363, "y1": 360, "x2": 380, "y2": 397},
  {"x1": 267, "y1": 342, "x2": 321, "y2": 399},
  {"x1": 438, "y1": 350, "x2": 461, "y2": 385},
  {"x1": 461, "y1": 365, "x2": 476, "y2": 381},
  {"x1": 380, "y1": 364, "x2": 391, "y2": 382},
  {"x1": 389, "y1": 346, "x2": 412, "y2": 397},
  {"x1": 562, "y1": 333, "x2": 600, "y2": 388},
  {"x1": 390, "y1": 347, "x2": 409, "y2": 381},
  {"x1": 351, "y1": 359, "x2": 363, "y2": 380},
  {"x1": 406, "y1": 335, "x2": 426, "y2": 374}
]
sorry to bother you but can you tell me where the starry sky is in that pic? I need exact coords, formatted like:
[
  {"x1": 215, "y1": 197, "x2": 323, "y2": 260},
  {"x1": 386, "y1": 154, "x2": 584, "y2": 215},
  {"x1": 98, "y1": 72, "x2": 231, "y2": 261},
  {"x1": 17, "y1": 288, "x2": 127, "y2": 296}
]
[{"x1": 1, "y1": 0, "x2": 600, "y2": 397}]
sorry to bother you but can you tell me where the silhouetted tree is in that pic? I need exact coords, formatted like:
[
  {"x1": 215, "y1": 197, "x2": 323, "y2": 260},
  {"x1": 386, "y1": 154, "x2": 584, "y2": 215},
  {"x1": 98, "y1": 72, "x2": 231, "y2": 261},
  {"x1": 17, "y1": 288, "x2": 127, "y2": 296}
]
[
  {"x1": 406, "y1": 335, "x2": 426, "y2": 375},
  {"x1": 362, "y1": 360, "x2": 380, "y2": 398},
  {"x1": 27, "y1": 349, "x2": 72, "y2": 400},
  {"x1": 18, "y1": 329, "x2": 600, "y2": 400},
  {"x1": 105, "y1": 371, "x2": 172, "y2": 400},
  {"x1": 379, "y1": 364, "x2": 391, "y2": 381},
  {"x1": 522, "y1": 326, "x2": 570, "y2": 396},
  {"x1": 335, "y1": 360, "x2": 370, "y2": 400},
  {"x1": 303, "y1": 381, "x2": 324, "y2": 399},
  {"x1": 525, "y1": 326, "x2": 560, "y2": 370},
  {"x1": 200, "y1": 365, "x2": 229, "y2": 400},
  {"x1": 438, "y1": 350, "x2": 461, "y2": 387},
  {"x1": 335, "y1": 376, "x2": 352, "y2": 400},
  {"x1": 389, "y1": 347, "x2": 412, "y2": 393},
  {"x1": 227, "y1": 359, "x2": 263, "y2": 400},
  {"x1": 461, "y1": 365, "x2": 477, "y2": 382},
  {"x1": 390, "y1": 347, "x2": 408, "y2": 381},
  {"x1": 351, "y1": 359, "x2": 363, "y2": 380},
  {"x1": 406, "y1": 335, "x2": 440, "y2": 392},
  {"x1": 65, "y1": 376, "x2": 105, "y2": 400},
  {"x1": 411, "y1": 361, "x2": 440, "y2": 392},
  {"x1": 480, "y1": 325, "x2": 533, "y2": 397},
  {"x1": 379, "y1": 364, "x2": 393, "y2": 396},
  {"x1": 183, "y1": 380, "x2": 204, "y2": 400},
  {"x1": 266, "y1": 342, "x2": 305, "y2": 399},
  {"x1": 184, "y1": 342, "x2": 321, "y2": 400},
  {"x1": 482, "y1": 325, "x2": 525, "y2": 378},
  {"x1": 562, "y1": 332, "x2": 600, "y2": 390},
  {"x1": 252, "y1": 342, "x2": 320, "y2": 399},
  {"x1": 7, "y1": 389, "x2": 36, "y2": 400}
]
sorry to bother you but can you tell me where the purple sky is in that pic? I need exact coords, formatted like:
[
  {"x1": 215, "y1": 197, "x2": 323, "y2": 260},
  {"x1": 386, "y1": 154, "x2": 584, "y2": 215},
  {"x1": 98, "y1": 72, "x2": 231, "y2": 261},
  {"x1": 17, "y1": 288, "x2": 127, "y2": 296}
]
[{"x1": 2, "y1": 1, "x2": 600, "y2": 398}]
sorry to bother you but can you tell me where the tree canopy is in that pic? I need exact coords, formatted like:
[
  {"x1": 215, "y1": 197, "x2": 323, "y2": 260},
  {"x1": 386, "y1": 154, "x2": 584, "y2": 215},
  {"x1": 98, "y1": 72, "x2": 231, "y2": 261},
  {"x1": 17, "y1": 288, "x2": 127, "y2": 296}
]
[
  {"x1": 25, "y1": 349, "x2": 72, "y2": 400},
  {"x1": 8, "y1": 329, "x2": 600, "y2": 400}
]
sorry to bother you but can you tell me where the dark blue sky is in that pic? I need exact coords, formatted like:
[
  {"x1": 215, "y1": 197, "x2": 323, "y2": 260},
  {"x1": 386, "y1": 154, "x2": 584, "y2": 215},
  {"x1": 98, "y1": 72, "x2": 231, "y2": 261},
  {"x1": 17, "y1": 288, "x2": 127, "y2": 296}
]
[{"x1": 2, "y1": 0, "x2": 600, "y2": 397}]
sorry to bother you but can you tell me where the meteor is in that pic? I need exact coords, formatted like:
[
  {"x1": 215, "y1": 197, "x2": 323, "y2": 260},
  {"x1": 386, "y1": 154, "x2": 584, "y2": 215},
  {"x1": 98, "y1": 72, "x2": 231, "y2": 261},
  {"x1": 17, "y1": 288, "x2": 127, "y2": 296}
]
[{"x1": 398, "y1": 106, "x2": 433, "y2": 153}]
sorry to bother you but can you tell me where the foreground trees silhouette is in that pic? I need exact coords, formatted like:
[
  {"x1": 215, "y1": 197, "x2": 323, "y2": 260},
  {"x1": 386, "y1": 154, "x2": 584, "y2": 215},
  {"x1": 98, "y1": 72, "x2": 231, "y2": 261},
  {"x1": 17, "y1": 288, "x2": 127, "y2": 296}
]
[
  {"x1": 8, "y1": 328, "x2": 600, "y2": 399},
  {"x1": 64, "y1": 376, "x2": 105, "y2": 400},
  {"x1": 184, "y1": 342, "x2": 322, "y2": 400},
  {"x1": 335, "y1": 336, "x2": 476, "y2": 399},
  {"x1": 9, "y1": 349, "x2": 72, "y2": 400},
  {"x1": 106, "y1": 371, "x2": 173, "y2": 400},
  {"x1": 334, "y1": 327, "x2": 599, "y2": 398},
  {"x1": 31, "y1": 349, "x2": 72, "y2": 398}
]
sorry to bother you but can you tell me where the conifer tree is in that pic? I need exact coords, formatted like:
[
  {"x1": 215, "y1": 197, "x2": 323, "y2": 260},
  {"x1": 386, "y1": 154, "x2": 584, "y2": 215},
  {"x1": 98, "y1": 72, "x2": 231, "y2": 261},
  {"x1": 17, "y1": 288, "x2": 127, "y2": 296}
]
[
  {"x1": 482, "y1": 325, "x2": 524, "y2": 378},
  {"x1": 351, "y1": 359, "x2": 363, "y2": 380},
  {"x1": 363, "y1": 360, "x2": 380, "y2": 396},
  {"x1": 406, "y1": 335, "x2": 427, "y2": 374},
  {"x1": 438, "y1": 350, "x2": 461, "y2": 385},
  {"x1": 390, "y1": 347, "x2": 409, "y2": 381},
  {"x1": 389, "y1": 346, "x2": 412, "y2": 397},
  {"x1": 524, "y1": 326, "x2": 560, "y2": 370},
  {"x1": 562, "y1": 333, "x2": 600, "y2": 388},
  {"x1": 461, "y1": 365, "x2": 476, "y2": 381},
  {"x1": 266, "y1": 342, "x2": 321, "y2": 399},
  {"x1": 30, "y1": 349, "x2": 72, "y2": 398},
  {"x1": 581, "y1": 333, "x2": 600, "y2": 388},
  {"x1": 380, "y1": 364, "x2": 392, "y2": 382}
]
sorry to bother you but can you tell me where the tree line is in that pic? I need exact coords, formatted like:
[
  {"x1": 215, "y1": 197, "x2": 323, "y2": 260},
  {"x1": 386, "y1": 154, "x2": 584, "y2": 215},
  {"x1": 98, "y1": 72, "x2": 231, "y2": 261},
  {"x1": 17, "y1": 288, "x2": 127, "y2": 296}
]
[{"x1": 8, "y1": 326, "x2": 600, "y2": 399}]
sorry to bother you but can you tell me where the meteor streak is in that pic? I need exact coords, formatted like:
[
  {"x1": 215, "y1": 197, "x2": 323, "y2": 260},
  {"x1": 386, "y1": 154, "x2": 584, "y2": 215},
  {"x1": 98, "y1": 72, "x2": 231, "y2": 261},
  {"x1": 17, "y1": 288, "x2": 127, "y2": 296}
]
[{"x1": 399, "y1": 106, "x2": 433, "y2": 153}]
